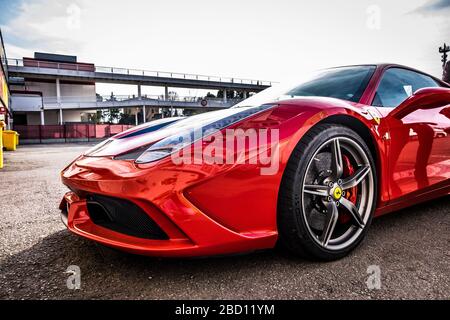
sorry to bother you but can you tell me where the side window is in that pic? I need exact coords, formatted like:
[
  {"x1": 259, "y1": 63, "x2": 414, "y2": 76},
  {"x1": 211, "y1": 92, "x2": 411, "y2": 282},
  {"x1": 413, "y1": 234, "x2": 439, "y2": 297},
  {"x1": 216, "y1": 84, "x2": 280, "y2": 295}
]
[{"x1": 372, "y1": 68, "x2": 439, "y2": 108}]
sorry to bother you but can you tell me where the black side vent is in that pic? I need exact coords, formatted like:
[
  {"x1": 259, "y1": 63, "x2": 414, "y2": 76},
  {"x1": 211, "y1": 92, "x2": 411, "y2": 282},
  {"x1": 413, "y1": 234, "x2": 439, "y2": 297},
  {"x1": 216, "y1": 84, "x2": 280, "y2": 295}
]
[{"x1": 86, "y1": 194, "x2": 168, "y2": 240}]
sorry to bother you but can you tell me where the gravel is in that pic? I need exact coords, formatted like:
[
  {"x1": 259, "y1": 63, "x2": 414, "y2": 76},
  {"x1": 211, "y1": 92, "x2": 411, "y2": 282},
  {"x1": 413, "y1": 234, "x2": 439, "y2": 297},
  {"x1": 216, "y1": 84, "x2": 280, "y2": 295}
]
[{"x1": 0, "y1": 143, "x2": 448, "y2": 300}]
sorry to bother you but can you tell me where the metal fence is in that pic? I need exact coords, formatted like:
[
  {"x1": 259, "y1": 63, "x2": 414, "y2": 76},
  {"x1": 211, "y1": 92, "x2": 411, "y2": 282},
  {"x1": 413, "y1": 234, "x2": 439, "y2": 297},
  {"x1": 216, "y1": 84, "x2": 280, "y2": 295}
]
[
  {"x1": 42, "y1": 94, "x2": 243, "y2": 104},
  {"x1": 14, "y1": 124, "x2": 134, "y2": 143},
  {"x1": 7, "y1": 58, "x2": 274, "y2": 86}
]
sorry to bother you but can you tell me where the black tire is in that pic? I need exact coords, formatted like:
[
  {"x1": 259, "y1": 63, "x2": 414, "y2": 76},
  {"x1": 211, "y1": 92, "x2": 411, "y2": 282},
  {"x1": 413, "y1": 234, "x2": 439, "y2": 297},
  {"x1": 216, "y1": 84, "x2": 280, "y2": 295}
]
[{"x1": 277, "y1": 124, "x2": 377, "y2": 261}]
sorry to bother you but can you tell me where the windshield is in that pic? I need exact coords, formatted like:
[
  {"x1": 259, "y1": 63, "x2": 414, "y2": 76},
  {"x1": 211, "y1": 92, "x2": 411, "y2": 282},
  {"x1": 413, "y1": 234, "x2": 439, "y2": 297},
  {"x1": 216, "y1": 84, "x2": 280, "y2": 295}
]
[{"x1": 234, "y1": 65, "x2": 376, "y2": 107}]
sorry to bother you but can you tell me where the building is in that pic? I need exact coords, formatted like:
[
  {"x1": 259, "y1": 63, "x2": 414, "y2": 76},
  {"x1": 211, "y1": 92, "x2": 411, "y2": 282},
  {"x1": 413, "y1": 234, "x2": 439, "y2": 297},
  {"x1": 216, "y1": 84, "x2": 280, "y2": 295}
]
[
  {"x1": 7, "y1": 53, "x2": 271, "y2": 128},
  {"x1": 0, "y1": 29, "x2": 11, "y2": 128},
  {"x1": 10, "y1": 52, "x2": 98, "y2": 125}
]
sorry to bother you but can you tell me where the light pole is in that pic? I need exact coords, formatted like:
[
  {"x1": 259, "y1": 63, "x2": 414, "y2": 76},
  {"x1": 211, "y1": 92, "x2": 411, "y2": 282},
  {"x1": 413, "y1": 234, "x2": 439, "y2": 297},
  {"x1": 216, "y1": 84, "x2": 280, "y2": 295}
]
[
  {"x1": 439, "y1": 43, "x2": 450, "y2": 68},
  {"x1": 440, "y1": 43, "x2": 450, "y2": 83}
]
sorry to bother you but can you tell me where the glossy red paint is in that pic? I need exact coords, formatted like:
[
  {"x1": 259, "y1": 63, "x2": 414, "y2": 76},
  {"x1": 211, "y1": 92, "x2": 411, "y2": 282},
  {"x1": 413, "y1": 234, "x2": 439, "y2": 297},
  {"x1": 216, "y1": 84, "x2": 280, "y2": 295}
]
[
  {"x1": 367, "y1": 65, "x2": 450, "y2": 214},
  {"x1": 60, "y1": 64, "x2": 450, "y2": 257}
]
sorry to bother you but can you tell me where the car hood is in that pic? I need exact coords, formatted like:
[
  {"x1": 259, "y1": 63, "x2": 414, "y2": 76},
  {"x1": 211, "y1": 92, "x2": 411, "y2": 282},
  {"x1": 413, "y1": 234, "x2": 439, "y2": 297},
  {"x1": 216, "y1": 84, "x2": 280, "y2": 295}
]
[
  {"x1": 84, "y1": 107, "x2": 262, "y2": 157},
  {"x1": 85, "y1": 96, "x2": 364, "y2": 158}
]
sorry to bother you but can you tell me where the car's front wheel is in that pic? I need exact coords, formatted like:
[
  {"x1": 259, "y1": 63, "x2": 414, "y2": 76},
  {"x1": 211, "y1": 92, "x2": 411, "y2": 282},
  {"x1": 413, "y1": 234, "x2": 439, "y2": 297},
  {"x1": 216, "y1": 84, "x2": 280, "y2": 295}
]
[{"x1": 278, "y1": 124, "x2": 377, "y2": 260}]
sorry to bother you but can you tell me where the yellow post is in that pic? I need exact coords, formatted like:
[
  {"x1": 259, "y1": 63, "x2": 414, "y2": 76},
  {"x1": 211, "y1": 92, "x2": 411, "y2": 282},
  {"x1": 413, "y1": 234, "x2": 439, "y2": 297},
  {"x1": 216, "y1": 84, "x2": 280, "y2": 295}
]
[{"x1": 0, "y1": 121, "x2": 4, "y2": 169}]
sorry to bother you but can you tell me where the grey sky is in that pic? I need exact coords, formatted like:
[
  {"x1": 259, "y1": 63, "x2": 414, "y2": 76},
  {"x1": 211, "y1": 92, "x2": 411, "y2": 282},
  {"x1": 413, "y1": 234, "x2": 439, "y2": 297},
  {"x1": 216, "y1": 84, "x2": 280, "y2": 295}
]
[
  {"x1": 1, "y1": 0, "x2": 449, "y2": 95},
  {"x1": 416, "y1": 0, "x2": 450, "y2": 11}
]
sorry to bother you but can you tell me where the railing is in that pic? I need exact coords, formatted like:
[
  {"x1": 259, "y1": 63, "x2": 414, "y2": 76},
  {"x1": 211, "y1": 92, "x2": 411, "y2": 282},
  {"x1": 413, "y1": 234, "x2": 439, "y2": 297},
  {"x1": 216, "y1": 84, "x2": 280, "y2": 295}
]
[
  {"x1": 14, "y1": 124, "x2": 134, "y2": 142},
  {"x1": 38, "y1": 95, "x2": 243, "y2": 109},
  {"x1": 43, "y1": 94, "x2": 243, "y2": 104},
  {"x1": 6, "y1": 58, "x2": 274, "y2": 86}
]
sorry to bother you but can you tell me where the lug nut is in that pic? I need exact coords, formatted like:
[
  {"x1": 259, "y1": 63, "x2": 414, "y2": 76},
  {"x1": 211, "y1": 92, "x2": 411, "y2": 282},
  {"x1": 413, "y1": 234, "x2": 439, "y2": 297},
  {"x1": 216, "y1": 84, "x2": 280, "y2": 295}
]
[
  {"x1": 336, "y1": 201, "x2": 340, "y2": 207},
  {"x1": 338, "y1": 179, "x2": 342, "y2": 185},
  {"x1": 327, "y1": 196, "x2": 332, "y2": 202}
]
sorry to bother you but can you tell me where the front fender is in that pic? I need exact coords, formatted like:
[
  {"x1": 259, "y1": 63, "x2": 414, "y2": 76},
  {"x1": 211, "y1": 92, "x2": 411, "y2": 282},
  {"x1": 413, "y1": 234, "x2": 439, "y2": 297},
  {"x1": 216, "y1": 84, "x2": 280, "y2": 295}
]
[{"x1": 275, "y1": 98, "x2": 388, "y2": 209}]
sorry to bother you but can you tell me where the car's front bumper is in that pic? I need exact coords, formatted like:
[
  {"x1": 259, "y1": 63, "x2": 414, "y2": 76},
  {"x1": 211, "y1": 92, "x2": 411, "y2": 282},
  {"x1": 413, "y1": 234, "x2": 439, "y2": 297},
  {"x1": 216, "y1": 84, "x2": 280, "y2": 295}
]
[{"x1": 60, "y1": 155, "x2": 277, "y2": 257}]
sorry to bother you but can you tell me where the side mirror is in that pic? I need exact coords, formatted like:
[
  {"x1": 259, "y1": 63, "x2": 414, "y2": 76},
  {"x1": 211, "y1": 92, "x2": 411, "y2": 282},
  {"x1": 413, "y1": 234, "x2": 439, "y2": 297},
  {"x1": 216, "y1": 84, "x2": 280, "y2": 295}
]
[{"x1": 388, "y1": 87, "x2": 450, "y2": 119}]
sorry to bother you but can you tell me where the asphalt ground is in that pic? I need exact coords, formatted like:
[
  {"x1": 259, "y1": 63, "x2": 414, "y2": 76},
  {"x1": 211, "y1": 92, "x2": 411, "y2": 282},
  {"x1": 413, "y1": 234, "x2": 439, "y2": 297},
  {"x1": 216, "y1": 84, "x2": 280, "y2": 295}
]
[{"x1": 0, "y1": 144, "x2": 449, "y2": 299}]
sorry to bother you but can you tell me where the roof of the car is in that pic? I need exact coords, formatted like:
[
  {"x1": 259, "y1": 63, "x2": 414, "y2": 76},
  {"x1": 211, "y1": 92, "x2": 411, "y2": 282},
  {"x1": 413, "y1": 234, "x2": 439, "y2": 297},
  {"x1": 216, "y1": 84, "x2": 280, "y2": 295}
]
[
  {"x1": 329, "y1": 63, "x2": 449, "y2": 87},
  {"x1": 331, "y1": 63, "x2": 419, "y2": 70}
]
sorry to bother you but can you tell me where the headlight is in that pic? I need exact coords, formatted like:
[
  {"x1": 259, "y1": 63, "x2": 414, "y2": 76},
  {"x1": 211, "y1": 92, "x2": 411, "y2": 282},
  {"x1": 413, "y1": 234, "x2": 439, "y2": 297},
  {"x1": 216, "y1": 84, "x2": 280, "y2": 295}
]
[
  {"x1": 84, "y1": 138, "x2": 112, "y2": 156},
  {"x1": 135, "y1": 104, "x2": 274, "y2": 164}
]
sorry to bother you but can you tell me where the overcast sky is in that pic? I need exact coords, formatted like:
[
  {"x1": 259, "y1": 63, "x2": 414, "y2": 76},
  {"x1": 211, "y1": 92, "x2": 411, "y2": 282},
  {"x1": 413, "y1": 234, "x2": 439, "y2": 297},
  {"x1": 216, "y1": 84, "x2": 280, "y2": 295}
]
[{"x1": 0, "y1": 0, "x2": 449, "y2": 95}]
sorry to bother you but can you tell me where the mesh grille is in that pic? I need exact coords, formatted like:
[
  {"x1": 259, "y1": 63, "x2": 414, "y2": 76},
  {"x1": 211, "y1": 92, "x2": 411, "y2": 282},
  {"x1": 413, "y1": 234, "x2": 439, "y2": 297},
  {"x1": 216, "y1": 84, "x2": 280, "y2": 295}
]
[{"x1": 86, "y1": 194, "x2": 168, "y2": 240}]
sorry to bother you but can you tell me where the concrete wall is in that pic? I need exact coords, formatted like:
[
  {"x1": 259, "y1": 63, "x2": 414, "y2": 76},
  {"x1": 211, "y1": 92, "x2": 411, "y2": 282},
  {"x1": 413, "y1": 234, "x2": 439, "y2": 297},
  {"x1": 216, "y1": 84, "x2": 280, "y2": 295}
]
[
  {"x1": 11, "y1": 79, "x2": 97, "y2": 124},
  {"x1": 26, "y1": 112, "x2": 44, "y2": 125},
  {"x1": 25, "y1": 81, "x2": 96, "y2": 101}
]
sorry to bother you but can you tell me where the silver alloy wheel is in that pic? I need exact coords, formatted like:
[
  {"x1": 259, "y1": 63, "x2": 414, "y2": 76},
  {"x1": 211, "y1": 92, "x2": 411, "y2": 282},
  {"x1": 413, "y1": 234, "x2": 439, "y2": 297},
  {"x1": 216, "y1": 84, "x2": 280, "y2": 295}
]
[{"x1": 301, "y1": 137, "x2": 375, "y2": 251}]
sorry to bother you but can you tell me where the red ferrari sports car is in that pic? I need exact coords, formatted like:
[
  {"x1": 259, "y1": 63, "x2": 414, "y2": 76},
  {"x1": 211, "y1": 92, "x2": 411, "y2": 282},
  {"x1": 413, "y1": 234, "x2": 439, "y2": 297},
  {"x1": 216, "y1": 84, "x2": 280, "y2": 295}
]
[{"x1": 60, "y1": 64, "x2": 450, "y2": 260}]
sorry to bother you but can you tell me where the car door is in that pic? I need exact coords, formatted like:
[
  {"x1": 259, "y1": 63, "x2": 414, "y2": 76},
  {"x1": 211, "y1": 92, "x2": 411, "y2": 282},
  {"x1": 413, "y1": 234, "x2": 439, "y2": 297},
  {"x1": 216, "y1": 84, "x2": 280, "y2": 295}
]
[{"x1": 372, "y1": 67, "x2": 450, "y2": 201}]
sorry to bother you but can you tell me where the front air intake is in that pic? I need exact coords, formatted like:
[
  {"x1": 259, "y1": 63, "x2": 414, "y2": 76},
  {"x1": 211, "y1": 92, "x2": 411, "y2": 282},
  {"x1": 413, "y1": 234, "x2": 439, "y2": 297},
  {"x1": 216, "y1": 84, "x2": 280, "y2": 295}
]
[{"x1": 86, "y1": 194, "x2": 168, "y2": 240}]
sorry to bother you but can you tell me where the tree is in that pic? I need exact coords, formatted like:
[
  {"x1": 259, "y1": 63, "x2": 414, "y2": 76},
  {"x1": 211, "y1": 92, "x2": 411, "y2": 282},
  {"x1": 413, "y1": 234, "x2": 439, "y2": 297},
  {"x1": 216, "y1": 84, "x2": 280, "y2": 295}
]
[
  {"x1": 87, "y1": 110, "x2": 103, "y2": 123},
  {"x1": 118, "y1": 112, "x2": 135, "y2": 125},
  {"x1": 96, "y1": 110, "x2": 103, "y2": 122},
  {"x1": 216, "y1": 90, "x2": 240, "y2": 99},
  {"x1": 103, "y1": 108, "x2": 121, "y2": 123}
]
